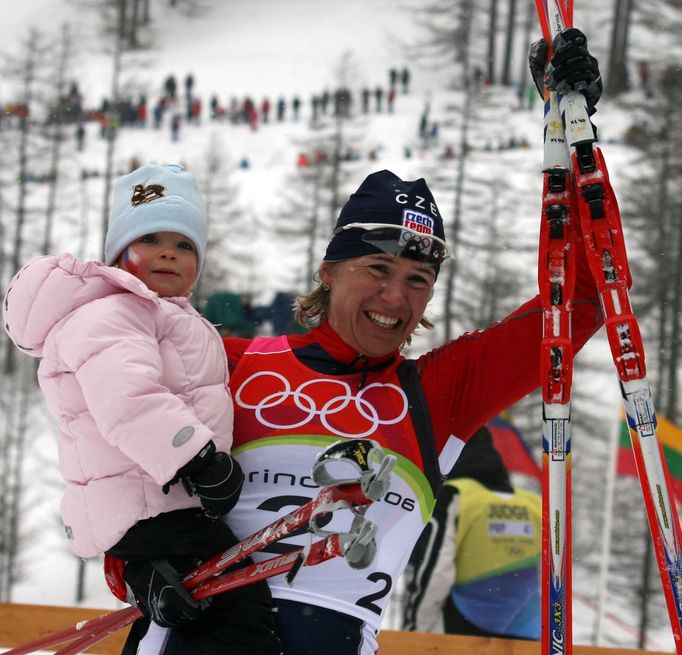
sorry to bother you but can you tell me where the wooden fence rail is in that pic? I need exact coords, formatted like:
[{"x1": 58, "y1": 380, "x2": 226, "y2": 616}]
[{"x1": 0, "y1": 603, "x2": 671, "y2": 654}]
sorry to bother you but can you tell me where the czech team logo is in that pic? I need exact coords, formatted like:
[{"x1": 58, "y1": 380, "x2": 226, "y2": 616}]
[{"x1": 402, "y1": 209, "x2": 434, "y2": 235}]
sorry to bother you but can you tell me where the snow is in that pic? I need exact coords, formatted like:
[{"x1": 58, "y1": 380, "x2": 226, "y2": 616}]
[{"x1": 0, "y1": 0, "x2": 676, "y2": 652}]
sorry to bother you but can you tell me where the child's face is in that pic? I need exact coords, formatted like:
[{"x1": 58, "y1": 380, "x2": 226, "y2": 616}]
[{"x1": 118, "y1": 231, "x2": 198, "y2": 297}]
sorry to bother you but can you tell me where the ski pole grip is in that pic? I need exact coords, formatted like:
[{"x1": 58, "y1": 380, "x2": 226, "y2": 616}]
[
  {"x1": 340, "y1": 515, "x2": 378, "y2": 570},
  {"x1": 311, "y1": 438, "x2": 396, "y2": 500}
]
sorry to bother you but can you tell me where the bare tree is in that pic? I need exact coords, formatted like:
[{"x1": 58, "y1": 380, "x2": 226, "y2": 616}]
[
  {"x1": 515, "y1": 0, "x2": 535, "y2": 106},
  {"x1": 77, "y1": 0, "x2": 208, "y2": 48},
  {"x1": 271, "y1": 128, "x2": 359, "y2": 292},
  {"x1": 42, "y1": 24, "x2": 79, "y2": 256},
  {"x1": 400, "y1": 0, "x2": 485, "y2": 86},
  {"x1": 1, "y1": 30, "x2": 51, "y2": 287},
  {"x1": 272, "y1": 153, "x2": 329, "y2": 293},
  {"x1": 0, "y1": 22, "x2": 85, "y2": 602},
  {"x1": 487, "y1": 0, "x2": 498, "y2": 84},
  {"x1": 432, "y1": 0, "x2": 475, "y2": 340},
  {"x1": 621, "y1": 65, "x2": 682, "y2": 424},
  {"x1": 271, "y1": 52, "x2": 364, "y2": 291},
  {"x1": 326, "y1": 52, "x2": 364, "y2": 231},
  {"x1": 0, "y1": 357, "x2": 37, "y2": 601},
  {"x1": 0, "y1": 29, "x2": 54, "y2": 374},
  {"x1": 501, "y1": 0, "x2": 518, "y2": 86},
  {"x1": 100, "y1": 0, "x2": 126, "y2": 259},
  {"x1": 605, "y1": 0, "x2": 633, "y2": 96}
]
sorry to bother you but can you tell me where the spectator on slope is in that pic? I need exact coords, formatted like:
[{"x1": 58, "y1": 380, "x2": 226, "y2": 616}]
[
  {"x1": 136, "y1": 95, "x2": 147, "y2": 128},
  {"x1": 361, "y1": 87, "x2": 371, "y2": 114},
  {"x1": 387, "y1": 86, "x2": 396, "y2": 113},
  {"x1": 247, "y1": 104, "x2": 258, "y2": 131},
  {"x1": 184, "y1": 72, "x2": 194, "y2": 100},
  {"x1": 374, "y1": 85, "x2": 383, "y2": 112},
  {"x1": 473, "y1": 66, "x2": 484, "y2": 93},
  {"x1": 2, "y1": 164, "x2": 281, "y2": 655},
  {"x1": 75, "y1": 122, "x2": 85, "y2": 151},
  {"x1": 152, "y1": 98, "x2": 165, "y2": 129},
  {"x1": 276, "y1": 96, "x2": 286, "y2": 121},
  {"x1": 170, "y1": 112, "x2": 181, "y2": 142},
  {"x1": 638, "y1": 60, "x2": 653, "y2": 98},
  {"x1": 261, "y1": 97, "x2": 271, "y2": 123},
  {"x1": 419, "y1": 107, "x2": 430, "y2": 143},
  {"x1": 320, "y1": 89, "x2": 330, "y2": 114},
  {"x1": 191, "y1": 96, "x2": 202, "y2": 124},
  {"x1": 401, "y1": 66, "x2": 411, "y2": 94},
  {"x1": 292, "y1": 94, "x2": 301, "y2": 121},
  {"x1": 242, "y1": 97, "x2": 255, "y2": 125},
  {"x1": 229, "y1": 96, "x2": 240, "y2": 123},
  {"x1": 440, "y1": 144, "x2": 455, "y2": 160},
  {"x1": 297, "y1": 151, "x2": 311, "y2": 167},
  {"x1": 164, "y1": 74, "x2": 177, "y2": 104},
  {"x1": 430, "y1": 121, "x2": 440, "y2": 144},
  {"x1": 311, "y1": 94, "x2": 320, "y2": 123}
]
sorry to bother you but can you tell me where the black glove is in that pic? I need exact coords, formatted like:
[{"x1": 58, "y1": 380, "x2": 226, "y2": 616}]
[
  {"x1": 163, "y1": 440, "x2": 244, "y2": 519},
  {"x1": 529, "y1": 28, "x2": 602, "y2": 114},
  {"x1": 123, "y1": 558, "x2": 208, "y2": 628}
]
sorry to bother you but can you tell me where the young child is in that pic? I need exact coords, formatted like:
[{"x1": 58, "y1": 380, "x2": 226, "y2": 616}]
[{"x1": 3, "y1": 163, "x2": 281, "y2": 655}]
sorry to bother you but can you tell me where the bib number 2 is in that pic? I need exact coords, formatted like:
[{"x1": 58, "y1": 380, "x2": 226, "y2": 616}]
[{"x1": 356, "y1": 572, "x2": 393, "y2": 615}]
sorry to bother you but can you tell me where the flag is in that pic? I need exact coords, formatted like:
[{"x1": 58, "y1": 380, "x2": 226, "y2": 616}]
[
  {"x1": 617, "y1": 414, "x2": 682, "y2": 502},
  {"x1": 487, "y1": 416, "x2": 542, "y2": 482}
]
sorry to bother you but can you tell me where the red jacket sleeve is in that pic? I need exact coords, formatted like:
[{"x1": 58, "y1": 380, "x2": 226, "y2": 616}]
[
  {"x1": 417, "y1": 238, "x2": 603, "y2": 448},
  {"x1": 223, "y1": 336, "x2": 252, "y2": 374}
]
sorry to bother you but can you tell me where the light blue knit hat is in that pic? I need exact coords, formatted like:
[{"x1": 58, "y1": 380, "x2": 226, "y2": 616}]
[{"x1": 104, "y1": 163, "x2": 208, "y2": 274}]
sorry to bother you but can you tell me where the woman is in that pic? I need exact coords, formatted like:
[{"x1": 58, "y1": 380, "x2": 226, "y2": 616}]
[{"x1": 217, "y1": 168, "x2": 601, "y2": 655}]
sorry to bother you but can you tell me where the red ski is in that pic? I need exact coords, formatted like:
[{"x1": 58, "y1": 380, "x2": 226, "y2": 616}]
[{"x1": 534, "y1": 3, "x2": 682, "y2": 653}]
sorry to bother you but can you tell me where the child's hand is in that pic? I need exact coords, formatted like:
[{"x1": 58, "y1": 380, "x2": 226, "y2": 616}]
[
  {"x1": 165, "y1": 440, "x2": 244, "y2": 518},
  {"x1": 191, "y1": 450, "x2": 244, "y2": 518},
  {"x1": 124, "y1": 558, "x2": 208, "y2": 627}
]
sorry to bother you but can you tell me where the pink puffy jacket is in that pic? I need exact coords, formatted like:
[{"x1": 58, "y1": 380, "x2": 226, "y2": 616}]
[{"x1": 3, "y1": 254, "x2": 233, "y2": 558}]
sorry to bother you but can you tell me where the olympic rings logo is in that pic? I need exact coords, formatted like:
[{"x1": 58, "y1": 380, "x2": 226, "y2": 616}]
[{"x1": 235, "y1": 371, "x2": 409, "y2": 438}]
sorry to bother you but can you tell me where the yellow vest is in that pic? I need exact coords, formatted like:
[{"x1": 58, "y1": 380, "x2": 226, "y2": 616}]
[{"x1": 448, "y1": 478, "x2": 542, "y2": 584}]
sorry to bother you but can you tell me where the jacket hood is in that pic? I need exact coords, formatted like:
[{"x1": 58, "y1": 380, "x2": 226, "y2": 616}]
[{"x1": 3, "y1": 253, "x2": 160, "y2": 357}]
